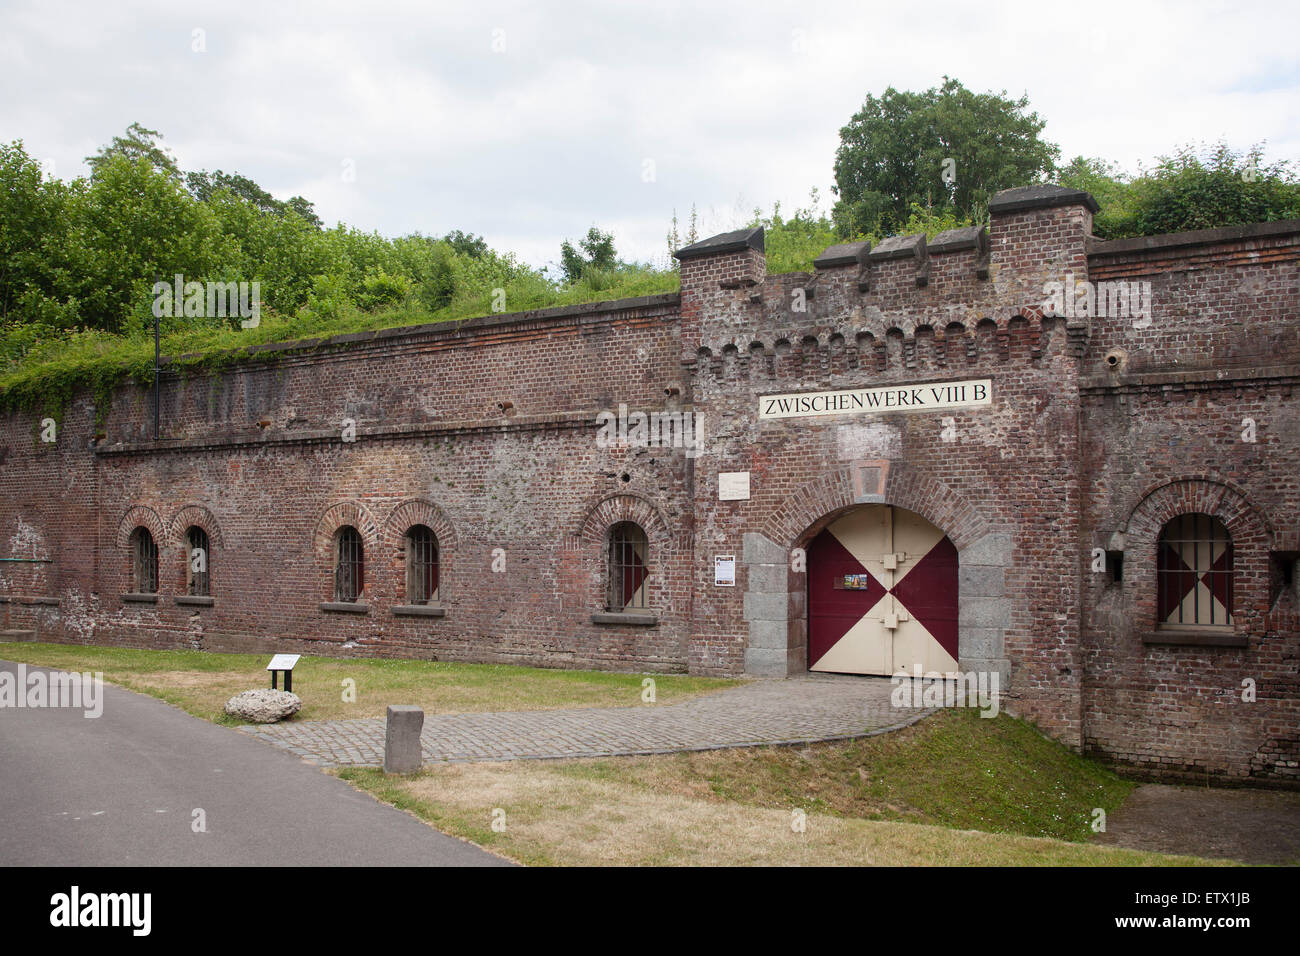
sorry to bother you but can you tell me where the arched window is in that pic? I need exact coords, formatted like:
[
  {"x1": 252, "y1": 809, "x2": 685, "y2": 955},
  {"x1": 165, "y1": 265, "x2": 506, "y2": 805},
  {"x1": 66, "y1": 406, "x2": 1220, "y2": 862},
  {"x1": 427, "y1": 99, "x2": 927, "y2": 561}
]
[
  {"x1": 1158, "y1": 513, "x2": 1233, "y2": 627},
  {"x1": 186, "y1": 526, "x2": 210, "y2": 597},
  {"x1": 130, "y1": 527, "x2": 158, "y2": 594},
  {"x1": 405, "y1": 525, "x2": 439, "y2": 605},
  {"x1": 607, "y1": 521, "x2": 648, "y2": 611},
  {"x1": 335, "y1": 526, "x2": 364, "y2": 603}
]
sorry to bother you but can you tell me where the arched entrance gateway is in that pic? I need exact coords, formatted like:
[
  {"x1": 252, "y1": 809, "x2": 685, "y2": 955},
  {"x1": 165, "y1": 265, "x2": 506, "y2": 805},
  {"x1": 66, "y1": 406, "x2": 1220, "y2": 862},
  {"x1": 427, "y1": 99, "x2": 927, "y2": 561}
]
[
  {"x1": 740, "y1": 464, "x2": 1010, "y2": 684},
  {"x1": 807, "y1": 504, "x2": 958, "y2": 675}
]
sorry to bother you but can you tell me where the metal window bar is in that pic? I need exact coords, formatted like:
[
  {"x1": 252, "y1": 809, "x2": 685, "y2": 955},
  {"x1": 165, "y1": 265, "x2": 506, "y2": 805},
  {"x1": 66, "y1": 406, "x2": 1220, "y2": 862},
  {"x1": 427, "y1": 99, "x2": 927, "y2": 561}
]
[
  {"x1": 335, "y1": 527, "x2": 364, "y2": 603},
  {"x1": 133, "y1": 528, "x2": 158, "y2": 594},
  {"x1": 1158, "y1": 513, "x2": 1233, "y2": 626},
  {"x1": 406, "y1": 526, "x2": 439, "y2": 605},
  {"x1": 187, "y1": 526, "x2": 210, "y2": 597},
  {"x1": 1204, "y1": 514, "x2": 1211, "y2": 624},
  {"x1": 607, "y1": 522, "x2": 647, "y2": 611}
]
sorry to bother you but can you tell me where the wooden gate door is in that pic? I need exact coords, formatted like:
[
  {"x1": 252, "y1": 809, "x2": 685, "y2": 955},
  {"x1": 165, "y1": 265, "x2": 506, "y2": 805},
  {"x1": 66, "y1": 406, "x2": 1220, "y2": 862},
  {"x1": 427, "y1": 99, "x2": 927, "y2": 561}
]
[{"x1": 807, "y1": 505, "x2": 958, "y2": 675}]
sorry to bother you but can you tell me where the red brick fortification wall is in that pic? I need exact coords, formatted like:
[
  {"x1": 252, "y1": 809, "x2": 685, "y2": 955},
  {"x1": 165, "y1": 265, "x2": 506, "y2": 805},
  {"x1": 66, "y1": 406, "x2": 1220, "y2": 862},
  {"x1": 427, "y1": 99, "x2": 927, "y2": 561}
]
[
  {"x1": 675, "y1": 186, "x2": 1098, "y2": 750},
  {"x1": 0, "y1": 296, "x2": 698, "y2": 672},
  {"x1": 1080, "y1": 221, "x2": 1300, "y2": 785},
  {"x1": 1, "y1": 186, "x2": 1297, "y2": 785}
]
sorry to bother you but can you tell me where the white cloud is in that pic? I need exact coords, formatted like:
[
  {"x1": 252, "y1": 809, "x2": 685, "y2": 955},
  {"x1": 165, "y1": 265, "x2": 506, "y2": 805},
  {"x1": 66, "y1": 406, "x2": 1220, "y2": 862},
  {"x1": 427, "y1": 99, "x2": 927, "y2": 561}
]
[{"x1": 1, "y1": 0, "x2": 1295, "y2": 267}]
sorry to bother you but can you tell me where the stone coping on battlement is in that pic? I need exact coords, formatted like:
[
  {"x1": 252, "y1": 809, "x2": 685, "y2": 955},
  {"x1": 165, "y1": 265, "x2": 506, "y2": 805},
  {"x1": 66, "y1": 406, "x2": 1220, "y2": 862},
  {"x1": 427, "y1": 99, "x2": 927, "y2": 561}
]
[
  {"x1": 988, "y1": 184, "x2": 1100, "y2": 215},
  {"x1": 673, "y1": 227, "x2": 765, "y2": 260},
  {"x1": 1079, "y1": 362, "x2": 1300, "y2": 393},
  {"x1": 1087, "y1": 218, "x2": 1300, "y2": 258}
]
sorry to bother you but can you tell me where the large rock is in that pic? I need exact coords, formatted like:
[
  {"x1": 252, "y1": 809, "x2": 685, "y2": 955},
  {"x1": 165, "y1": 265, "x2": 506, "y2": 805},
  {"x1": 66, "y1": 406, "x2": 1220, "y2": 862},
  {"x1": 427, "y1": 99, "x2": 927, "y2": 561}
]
[{"x1": 224, "y1": 689, "x2": 301, "y2": 724}]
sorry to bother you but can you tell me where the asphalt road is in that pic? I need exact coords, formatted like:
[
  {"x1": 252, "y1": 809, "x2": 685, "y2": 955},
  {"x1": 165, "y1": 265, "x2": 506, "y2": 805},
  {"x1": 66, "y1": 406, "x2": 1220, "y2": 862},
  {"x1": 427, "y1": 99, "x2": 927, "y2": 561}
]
[{"x1": 0, "y1": 660, "x2": 509, "y2": 866}]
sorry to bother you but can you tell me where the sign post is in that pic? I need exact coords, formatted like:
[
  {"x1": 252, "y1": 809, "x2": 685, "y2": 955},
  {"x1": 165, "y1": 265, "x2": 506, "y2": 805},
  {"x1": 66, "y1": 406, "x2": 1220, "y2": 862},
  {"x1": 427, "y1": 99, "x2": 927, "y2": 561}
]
[{"x1": 266, "y1": 654, "x2": 301, "y2": 692}]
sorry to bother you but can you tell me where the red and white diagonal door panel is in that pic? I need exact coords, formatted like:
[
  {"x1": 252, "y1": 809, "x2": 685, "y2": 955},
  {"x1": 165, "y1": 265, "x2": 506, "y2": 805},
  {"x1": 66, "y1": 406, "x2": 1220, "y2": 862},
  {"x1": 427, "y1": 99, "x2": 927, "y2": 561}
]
[{"x1": 808, "y1": 505, "x2": 958, "y2": 675}]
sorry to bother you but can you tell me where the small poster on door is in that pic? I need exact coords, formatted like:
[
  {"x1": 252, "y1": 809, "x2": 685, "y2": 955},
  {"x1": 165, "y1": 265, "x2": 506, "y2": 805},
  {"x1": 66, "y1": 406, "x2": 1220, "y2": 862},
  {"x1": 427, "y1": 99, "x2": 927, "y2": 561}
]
[
  {"x1": 838, "y1": 574, "x2": 873, "y2": 590},
  {"x1": 714, "y1": 554, "x2": 736, "y2": 587}
]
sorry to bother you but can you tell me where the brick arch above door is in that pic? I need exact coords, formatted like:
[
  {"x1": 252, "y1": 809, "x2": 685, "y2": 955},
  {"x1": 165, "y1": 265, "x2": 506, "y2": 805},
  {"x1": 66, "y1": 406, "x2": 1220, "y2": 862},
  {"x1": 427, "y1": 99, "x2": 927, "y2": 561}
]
[
  {"x1": 742, "y1": 461, "x2": 1011, "y2": 686},
  {"x1": 759, "y1": 460, "x2": 991, "y2": 555}
]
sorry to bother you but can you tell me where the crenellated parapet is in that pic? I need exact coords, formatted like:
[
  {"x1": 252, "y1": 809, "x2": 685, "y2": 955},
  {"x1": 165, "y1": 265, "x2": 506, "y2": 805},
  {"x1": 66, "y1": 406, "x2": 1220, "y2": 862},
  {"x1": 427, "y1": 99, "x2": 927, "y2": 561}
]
[
  {"x1": 687, "y1": 311, "x2": 1069, "y2": 384},
  {"x1": 675, "y1": 185, "x2": 1100, "y2": 371}
]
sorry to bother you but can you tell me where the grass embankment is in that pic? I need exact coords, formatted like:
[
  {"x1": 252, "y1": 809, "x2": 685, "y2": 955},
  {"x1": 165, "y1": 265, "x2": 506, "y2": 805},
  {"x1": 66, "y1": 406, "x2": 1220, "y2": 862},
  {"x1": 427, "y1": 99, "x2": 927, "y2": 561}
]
[
  {"x1": 0, "y1": 267, "x2": 680, "y2": 419},
  {"x1": 0, "y1": 642, "x2": 736, "y2": 724},
  {"x1": 339, "y1": 709, "x2": 1220, "y2": 866},
  {"x1": 1, "y1": 640, "x2": 1226, "y2": 866}
]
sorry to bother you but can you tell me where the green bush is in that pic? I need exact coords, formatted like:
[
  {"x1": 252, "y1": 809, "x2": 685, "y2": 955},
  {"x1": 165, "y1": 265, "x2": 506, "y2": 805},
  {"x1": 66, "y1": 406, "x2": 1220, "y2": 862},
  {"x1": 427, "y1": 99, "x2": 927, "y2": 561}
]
[
  {"x1": 355, "y1": 270, "x2": 413, "y2": 312},
  {"x1": 1058, "y1": 142, "x2": 1300, "y2": 240}
]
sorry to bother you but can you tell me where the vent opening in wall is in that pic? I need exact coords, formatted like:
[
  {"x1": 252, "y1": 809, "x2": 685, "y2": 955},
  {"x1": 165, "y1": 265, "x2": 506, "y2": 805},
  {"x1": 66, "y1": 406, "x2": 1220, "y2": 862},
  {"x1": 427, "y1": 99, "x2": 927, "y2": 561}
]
[{"x1": 1270, "y1": 551, "x2": 1298, "y2": 609}]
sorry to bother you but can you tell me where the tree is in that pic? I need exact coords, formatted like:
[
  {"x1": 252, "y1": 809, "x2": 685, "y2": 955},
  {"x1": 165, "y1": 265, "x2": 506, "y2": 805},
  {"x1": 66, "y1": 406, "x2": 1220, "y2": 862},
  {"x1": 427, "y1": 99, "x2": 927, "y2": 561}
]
[
  {"x1": 85, "y1": 122, "x2": 181, "y2": 181},
  {"x1": 187, "y1": 169, "x2": 277, "y2": 210},
  {"x1": 284, "y1": 195, "x2": 323, "y2": 228},
  {"x1": 831, "y1": 77, "x2": 1059, "y2": 237},
  {"x1": 187, "y1": 169, "x2": 323, "y2": 228},
  {"x1": 0, "y1": 141, "x2": 72, "y2": 326},
  {"x1": 62, "y1": 154, "x2": 234, "y2": 334},
  {"x1": 559, "y1": 226, "x2": 617, "y2": 284},
  {"x1": 442, "y1": 230, "x2": 489, "y2": 259}
]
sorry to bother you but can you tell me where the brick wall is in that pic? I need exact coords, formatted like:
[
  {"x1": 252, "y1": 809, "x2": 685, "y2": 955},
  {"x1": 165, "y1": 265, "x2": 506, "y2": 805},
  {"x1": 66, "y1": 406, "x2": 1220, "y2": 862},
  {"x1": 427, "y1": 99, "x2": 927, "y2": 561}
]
[
  {"x1": 1, "y1": 189, "x2": 1297, "y2": 784},
  {"x1": 0, "y1": 297, "x2": 697, "y2": 672},
  {"x1": 675, "y1": 194, "x2": 1093, "y2": 749},
  {"x1": 1079, "y1": 222, "x2": 1300, "y2": 785}
]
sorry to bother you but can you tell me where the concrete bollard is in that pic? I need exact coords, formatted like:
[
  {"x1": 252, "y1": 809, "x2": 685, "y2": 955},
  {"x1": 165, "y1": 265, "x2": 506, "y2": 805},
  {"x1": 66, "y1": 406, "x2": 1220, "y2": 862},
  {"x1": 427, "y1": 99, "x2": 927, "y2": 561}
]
[{"x1": 384, "y1": 705, "x2": 425, "y2": 774}]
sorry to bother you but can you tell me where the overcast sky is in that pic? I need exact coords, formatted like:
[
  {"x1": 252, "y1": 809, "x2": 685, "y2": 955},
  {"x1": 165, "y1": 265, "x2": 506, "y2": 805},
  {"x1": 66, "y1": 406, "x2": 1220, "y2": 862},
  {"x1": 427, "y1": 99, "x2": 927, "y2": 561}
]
[{"x1": 2, "y1": 0, "x2": 1296, "y2": 271}]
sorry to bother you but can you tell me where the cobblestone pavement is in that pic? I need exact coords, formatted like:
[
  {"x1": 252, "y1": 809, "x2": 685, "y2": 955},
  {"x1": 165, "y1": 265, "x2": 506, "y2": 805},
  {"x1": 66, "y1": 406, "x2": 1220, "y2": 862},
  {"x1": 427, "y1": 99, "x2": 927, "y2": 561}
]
[{"x1": 238, "y1": 674, "x2": 932, "y2": 768}]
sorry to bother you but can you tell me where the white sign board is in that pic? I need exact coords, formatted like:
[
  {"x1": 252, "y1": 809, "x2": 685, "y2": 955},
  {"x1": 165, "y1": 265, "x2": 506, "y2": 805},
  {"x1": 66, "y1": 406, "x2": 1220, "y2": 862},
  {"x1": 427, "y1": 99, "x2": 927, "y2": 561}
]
[
  {"x1": 714, "y1": 554, "x2": 736, "y2": 587},
  {"x1": 759, "y1": 379, "x2": 992, "y2": 420},
  {"x1": 718, "y1": 472, "x2": 751, "y2": 501},
  {"x1": 266, "y1": 654, "x2": 301, "y2": 671}
]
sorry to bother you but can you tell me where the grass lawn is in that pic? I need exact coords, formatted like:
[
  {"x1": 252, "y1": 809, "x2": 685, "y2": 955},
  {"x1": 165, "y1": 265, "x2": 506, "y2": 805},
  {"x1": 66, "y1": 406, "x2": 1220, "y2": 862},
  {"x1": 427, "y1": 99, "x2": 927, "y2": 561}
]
[
  {"x1": 338, "y1": 709, "x2": 1225, "y2": 866},
  {"x1": 2, "y1": 640, "x2": 1232, "y2": 865},
  {"x1": 0, "y1": 642, "x2": 738, "y2": 724}
]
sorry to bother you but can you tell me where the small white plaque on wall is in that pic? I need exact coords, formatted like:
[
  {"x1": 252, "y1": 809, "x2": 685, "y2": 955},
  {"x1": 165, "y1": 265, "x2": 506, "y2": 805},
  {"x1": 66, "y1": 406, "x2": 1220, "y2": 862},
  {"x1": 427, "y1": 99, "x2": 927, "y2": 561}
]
[
  {"x1": 714, "y1": 555, "x2": 736, "y2": 587},
  {"x1": 718, "y1": 471, "x2": 751, "y2": 501}
]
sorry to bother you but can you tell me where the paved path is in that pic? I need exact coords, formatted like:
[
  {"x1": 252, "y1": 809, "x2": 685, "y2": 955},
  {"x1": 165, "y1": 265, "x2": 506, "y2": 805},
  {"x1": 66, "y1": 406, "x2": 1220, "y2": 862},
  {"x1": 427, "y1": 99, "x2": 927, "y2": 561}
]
[
  {"x1": 1094, "y1": 783, "x2": 1300, "y2": 864},
  {"x1": 240, "y1": 673, "x2": 931, "y2": 767},
  {"x1": 0, "y1": 660, "x2": 507, "y2": 866}
]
